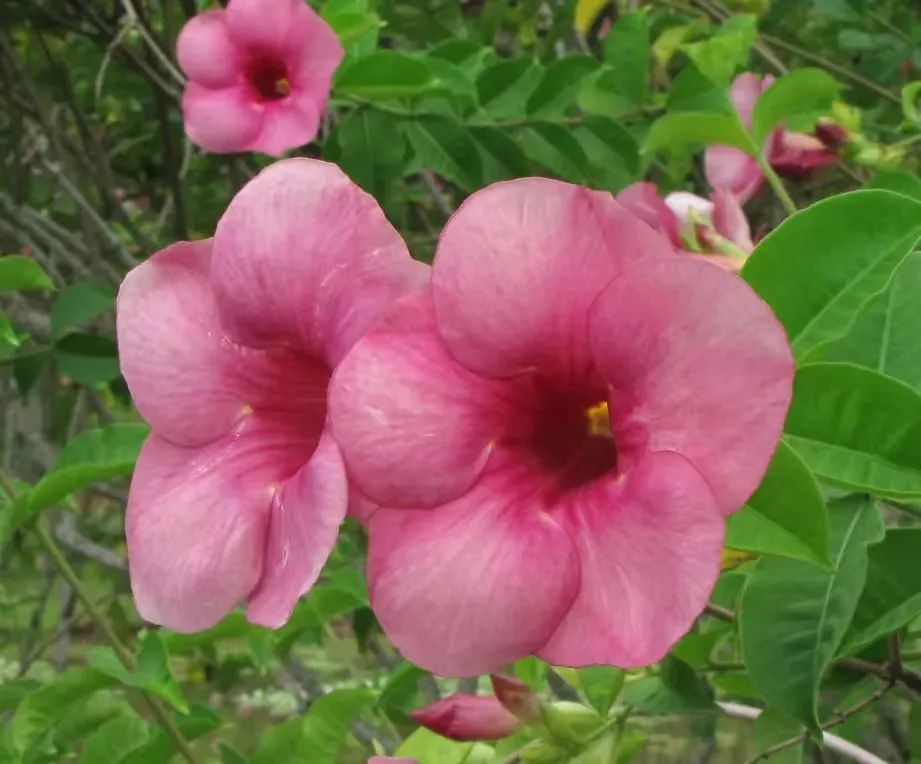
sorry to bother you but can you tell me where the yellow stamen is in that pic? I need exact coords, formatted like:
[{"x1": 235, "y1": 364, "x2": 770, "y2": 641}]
[
  {"x1": 585, "y1": 400, "x2": 612, "y2": 439},
  {"x1": 274, "y1": 77, "x2": 290, "y2": 97},
  {"x1": 241, "y1": 403, "x2": 254, "y2": 416}
]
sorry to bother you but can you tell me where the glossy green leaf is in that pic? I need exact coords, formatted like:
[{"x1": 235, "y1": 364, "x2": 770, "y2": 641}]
[
  {"x1": 56, "y1": 332, "x2": 120, "y2": 384},
  {"x1": 476, "y1": 58, "x2": 544, "y2": 119},
  {"x1": 868, "y1": 169, "x2": 921, "y2": 202},
  {"x1": 620, "y1": 657, "x2": 714, "y2": 714},
  {"x1": 751, "y1": 68, "x2": 841, "y2": 145},
  {"x1": 603, "y1": 12, "x2": 650, "y2": 105},
  {"x1": 840, "y1": 528, "x2": 921, "y2": 655},
  {"x1": 575, "y1": 116, "x2": 641, "y2": 193},
  {"x1": 396, "y1": 727, "x2": 473, "y2": 764},
  {"x1": 77, "y1": 713, "x2": 149, "y2": 764},
  {"x1": 681, "y1": 14, "x2": 757, "y2": 87},
  {"x1": 327, "y1": 109, "x2": 405, "y2": 201},
  {"x1": 526, "y1": 55, "x2": 598, "y2": 117},
  {"x1": 88, "y1": 632, "x2": 188, "y2": 713},
  {"x1": 742, "y1": 191, "x2": 921, "y2": 359},
  {"x1": 784, "y1": 363, "x2": 921, "y2": 498},
  {"x1": 405, "y1": 115, "x2": 482, "y2": 191},
  {"x1": 520, "y1": 122, "x2": 590, "y2": 183},
  {"x1": 123, "y1": 704, "x2": 222, "y2": 764},
  {"x1": 0, "y1": 311, "x2": 24, "y2": 358},
  {"x1": 579, "y1": 666, "x2": 625, "y2": 715},
  {"x1": 470, "y1": 127, "x2": 532, "y2": 183},
  {"x1": 740, "y1": 496, "x2": 883, "y2": 734},
  {"x1": 50, "y1": 281, "x2": 115, "y2": 339},
  {"x1": 812, "y1": 254, "x2": 921, "y2": 391},
  {"x1": 0, "y1": 255, "x2": 54, "y2": 293},
  {"x1": 726, "y1": 441, "x2": 830, "y2": 567},
  {"x1": 29, "y1": 423, "x2": 148, "y2": 511},
  {"x1": 645, "y1": 112, "x2": 751, "y2": 155},
  {"x1": 336, "y1": 51, "x2": 431, "y2": 98}
]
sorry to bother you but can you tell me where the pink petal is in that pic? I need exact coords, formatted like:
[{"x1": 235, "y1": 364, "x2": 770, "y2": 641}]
[
  {"x1": 181, "y1": 83, "x2": 263, "y2": 154},
  {"x1": 247, "y1": 98, "x2": 321, "y2": 156},
  {"x1": 127, "y1": 415, "x2": 317, "y2": 632},
  {"x1": 663, "y1": 191, "x2": 714, "y2": 228},
  {"x1": 116, "y1": 240, "x2": 328, "y2": 448},
  {"x1": 711, "y1": 189, "x2": 754, "y2": 252},
  {"x1": 410, "y1": 695, "x2": 520, "y2": 741},
  {"x1": 704, "y1": 145, "x2": 763, "y2": 203},
  {"x1": 432, "y1": 178, "x2": 673, "y2": 385},
  {"x1": 226, "y1": 0, "x2": 305, "y2": 53},
  {"x1": 616, "y1": 182, "x2": 682, "y2": 247},
  {"x1": 287, "y1": 3, "x2": 344, "y2": 101},
  {"x1": 330, "y1": 290, "x2": 530, "y2": 509},
  {"x1": 589, "y1": 257, "x2": 794, "y2": 513},
  {"x1": 729, "y1": 72, "x2": 772, "y2": 128},
  {"x1": 246, "y1": 429, "x2": 348, "y2": 627},
  {"x1": 212, "y1": 159, "x2": 428, "y2": 365},
  {"x1": 368, "y1": 457, "x2": 580, "y2": 677},
  {"x1": 768, "y1": 130, "x2": 837, "y2": 178},
  {"x1": 538, "y1": 452, "x2": 724, "y2": 667},
  {"x1": 176, "y1": 10, "x2": 241, "y2": 89}
]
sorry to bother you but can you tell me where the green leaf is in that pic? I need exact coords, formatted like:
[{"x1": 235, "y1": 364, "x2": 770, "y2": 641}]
[
  {"x1": 645, "y1": 112, "x2": 751, "y2": 155},
  {"x1": 336, "y1": 51, "x2": 431, "y2": 98},
  {"x1": 751, "y1": 68, "x2": 841, "y2": 145},
  {"x1": 902, "y1": 80, "x2": 921, "y2": 125},
  {"x1": 579, "y1": 666, "x2": 625, "y2": 715},
  {"x1": 0, "y1": 311, "x2": 25, "y2": 358},
  {"x1": 123, "y1": 704, "x2": 222, "y2": 764},
  {"x1": 56, "y1": 332, "x2": 121, "y2": 384},
  {"x1": 30, "y1": 423, "x2": 148, "y2": 511},
  {"x1": 740, "y1": 495, "x2": 884, "y2": 734},
  {"x1": 88, "y1": 632, "x2": 188, "y2": 713},
  {"x1": 78, "y1": 713, "x2": 149, "y2": 764},
  {"x1": 476, "y1": 58, "x2": 544, "y2": 119},
  {"x1": 784, "y1": 363, "x2": 921, "y2": 498},
  {"x1": 377, "y1": 661, "x2": 429, "y2": 718},
  {"x1": 12, "y1": 669, "x2": 114, "y2": 753},
  {"x1": 575, "y1": 116, "x2": 641, "y2": 193},
  {"x1": 910, "y1": 703, "x2": 921, "y2": 758},
  {"x1": 470, "y1": 127, "x2": 532, "y2": 184},
  {"x1": 680, "y1": 14, "x2": 757, "y2": 87},
  {"x1": 620, "y1": 657, "x2": 714, "y2": 714},
  {"x1": 405, "y1": 115, "x2": 482, "y2": 191},
  {"x1": 840, "y1": 528, "x2": 921, "y2": 655},
  {"x1": 327, "y1": 109, "x2": 405, "y2": 202},
  {"x1": 50, "y1": 281, "x2": 116, "y2": 339},
  {"x1": 252, "y1": 689, "x2": 375, "y2": 764},
  {"x1": 396, "y1": 727, "x2": 474, "y2": 764},
  {"x1": 603, "y1": 11, "x2": 650, "y2": 106},
  {"x1": 0, "y1": 255, "x2": 54, "y2": 293},
  {"x1": 742, "y1": 190, "x2": 921, "y2": 359},
  {"x1": 513, "y1": 656, "x2": 548, "y2": 690},
  {"x1": 726, "y1": 441, "x2": 830, "y2": 567},
  {"x1": 868, "y1": 169, "x2": 921, "y2": 202},
  {"x1": 812, "y1": 254, "x2": 921, "y2": 391},
  {"x1": 753, "y1": 710, "x2": 805, "y2": 764},
  {"x1": 519, "y1": 122, "x2": 590, "y2": 183},
  {"x1": 526, "y1": 54, "x2": 598, "y2": 117}
]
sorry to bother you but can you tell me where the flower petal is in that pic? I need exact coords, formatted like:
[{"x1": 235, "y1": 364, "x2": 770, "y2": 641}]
[
  {"x1": 246, "y1": 429, "x2": 348, "y2": 627},
  {"x1": 127, "y1": 415, "x2": 316, "y2": 631},
  {"x1": 729, "y1": 72, "x2": 771, "y2": 128},
  {"x1": 226, "y1": 0, "x2": 305, "y2": 53},
  {"x1": 538, "y1": 452, "x2": 724, "y2": 667},
  {"x1": 664, "y1": 191, "x2": 714, "y2": 228},
  {"x1": 181, "y1": 83, "x2": 262, "y2": 154},
  {"x1": 704, "y1": 145, "x2": 763, "y2": 203},
  {"x1": 287, "y1": 3, "x2": 344, "y2": 100},
  {"x1": 176, "y1": 10, "x2": 241, "y2": 89},
  {"x1": 368, "y1": 457, "x2": 580, "y2": 676},
  {"x1": 212, "y1": 159, "x2": 427, "y2": 365},
  {"x1": 410, "y1": 695, "x2": 520, "y2": 741},
  {"x1": 330, "y1": 290, "x2": 529, "y2": 509},
  {"x1": 116, "y1": 240, "x2": 329, "y2": 448},
  {"x1": 247, "y1": 98, "x2": 321, "y2": 156},
  {"x1": 590, "y1": 257, "x2": 794, "y2": 512},
  {"x1": 711, "y1": 189, "x2": 753, "y2": 252},
  {"x1": 616, "y1": 182, "x2": 681, "y2": 247},
  {"x1": 432, "y1": 178, "x2": 673, "y2": 385}
]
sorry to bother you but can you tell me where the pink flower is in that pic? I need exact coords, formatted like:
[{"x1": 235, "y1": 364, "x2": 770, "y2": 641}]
[
  {"x1": 616, "y1": 182, "x2": 753, "y2": 270},
  {"x1": 411, "y1": 686, "x2": 523, "y2": 742},
  {"x1": 116, "y1": 159, "x2": 425, "y2": 632},
  {"x1": 705, "y1": 72, "x2": 840, "y2": 200},
  {"x1": 177, "y1": 0, "x2": 343, "y2": 155},
  {"x1": 329, "y1": 178, "x2": 794, "y2": 676}
]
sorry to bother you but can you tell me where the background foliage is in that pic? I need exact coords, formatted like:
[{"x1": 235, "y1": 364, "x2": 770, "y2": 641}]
[{"x1": 1, "y1": 0, "x2": 921, "y2": 762}]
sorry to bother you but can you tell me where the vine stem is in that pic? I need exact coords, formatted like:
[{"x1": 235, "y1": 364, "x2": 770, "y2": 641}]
[
  {"x1": 0, "y1": 473, "x2": 202, "y2": 764},
  {"x1": 760, "y1": 158, "x2": 798, "y2": 216}
]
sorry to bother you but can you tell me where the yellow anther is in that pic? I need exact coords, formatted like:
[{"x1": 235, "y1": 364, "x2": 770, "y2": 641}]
[
  {"x1": 585, "y1": 400, "x2": 611, "y2": 439},
  {"x1": 241, "y1": 403, "x2": 254, "y2": 416},
  {"x1": 274, "y1": 77, "x2": 290, "y2": 96}
]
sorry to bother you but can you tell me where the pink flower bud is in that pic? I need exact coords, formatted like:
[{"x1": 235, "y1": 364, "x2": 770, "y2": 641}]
[
  {"x1": 410, "y1": 694, "x2": 520, "y2": 741},
  {"x1": 814, "y1": 121, "x2": 849, "y2": 150},
  {"x1": 491, "y1": 674, "x2": 541, "y2": 721}
]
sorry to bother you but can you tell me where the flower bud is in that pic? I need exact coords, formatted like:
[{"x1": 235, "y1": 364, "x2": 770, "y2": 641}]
[
  {"x1": 410, "y1": 695, "x2": 520, "y2": 741},
  {"x1": 491, "y1": 674, "x2": 541, "y2": 721}
]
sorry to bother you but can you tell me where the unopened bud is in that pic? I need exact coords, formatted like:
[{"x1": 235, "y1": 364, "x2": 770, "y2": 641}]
[
  {"x1": 410, "y1": 694, "x2": 520, "y2": 741},
  {"x1": 491, "y1": 674, "x2": 541, "y2": 722}
]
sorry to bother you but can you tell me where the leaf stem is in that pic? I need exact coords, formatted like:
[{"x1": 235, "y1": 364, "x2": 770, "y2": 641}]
[{"x1": 759, "y1": 156, "x2": 798, "y2": 216}]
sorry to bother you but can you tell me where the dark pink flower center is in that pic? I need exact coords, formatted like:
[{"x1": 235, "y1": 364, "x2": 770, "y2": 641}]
[
  {"x1": 247, "y1": 55, "x2": 291, "y2": 102},
  {"x1": 516, "y1": 387, "x2": 617, "y2": 494}
]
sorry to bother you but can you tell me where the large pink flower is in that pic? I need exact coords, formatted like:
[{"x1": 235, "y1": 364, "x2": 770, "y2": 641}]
[
  {"x1": 116, "y1": 159, "x2": 425, "y2": 632},
  {"x1": 705, "y1": 72, "x2": 840, "y2": 201},
  {"x1": 177, "y1": 0, "x2": 343, "y2": 155},
  {"x1": 330, "y1": 178, "x2": 794, "y2": 676}
]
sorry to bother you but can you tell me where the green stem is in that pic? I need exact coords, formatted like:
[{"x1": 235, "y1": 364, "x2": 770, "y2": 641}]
[
  {"x1": 0, "y1": 474, "x2": 201, "y2": 764},
  {"x1": 759, "y1": 155, "x2": 798, "y2": 216}
]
